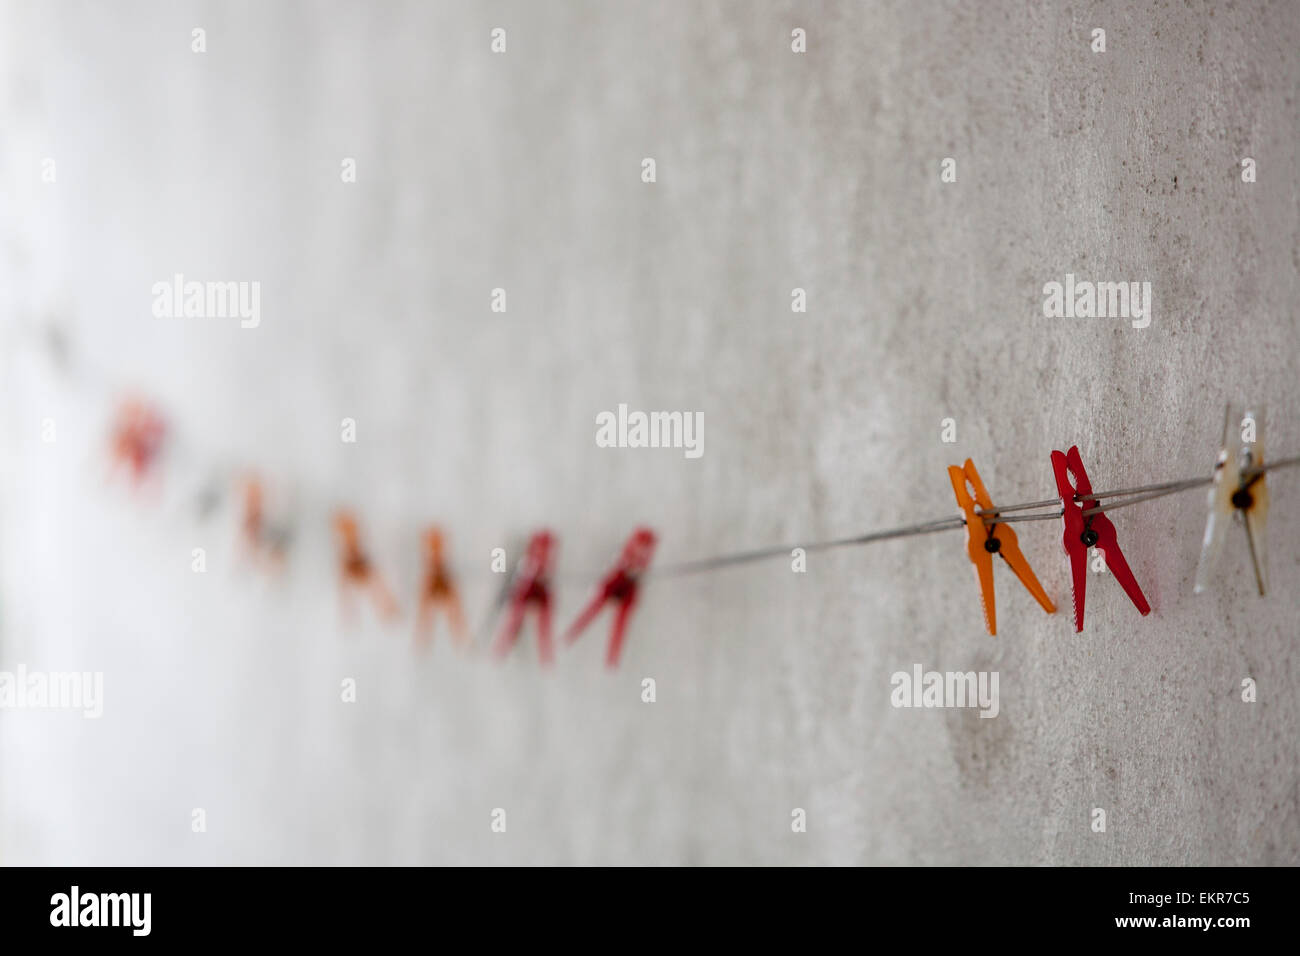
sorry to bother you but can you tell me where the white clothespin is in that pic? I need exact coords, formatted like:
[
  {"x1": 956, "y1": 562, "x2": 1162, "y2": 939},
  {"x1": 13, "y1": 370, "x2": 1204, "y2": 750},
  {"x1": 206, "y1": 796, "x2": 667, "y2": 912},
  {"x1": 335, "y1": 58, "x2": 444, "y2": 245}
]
[{"x1": 1195, "y1": 405, "x2": 1269, "y2": 595}]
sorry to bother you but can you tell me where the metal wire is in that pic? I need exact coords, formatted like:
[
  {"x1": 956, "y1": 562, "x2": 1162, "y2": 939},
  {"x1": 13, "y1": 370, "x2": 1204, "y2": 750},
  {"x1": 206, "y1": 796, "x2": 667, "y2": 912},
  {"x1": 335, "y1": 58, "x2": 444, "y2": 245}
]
[
  {"x1": 652, "y1": 457, "x2": 1299, "y2": 578},
  {"x1": 18, "y1": 321, "x2": 1300, "y2": 585}
]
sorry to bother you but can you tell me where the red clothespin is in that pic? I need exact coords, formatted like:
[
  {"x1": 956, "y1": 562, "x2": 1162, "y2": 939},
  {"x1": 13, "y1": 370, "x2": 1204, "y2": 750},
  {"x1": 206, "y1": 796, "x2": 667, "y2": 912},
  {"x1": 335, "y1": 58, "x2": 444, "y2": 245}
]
[
  {"x1": 1051, "y1": 446, "x2": 1150, "y2": 632},
  {"x1": 333, "y1": 510, "x2": 398, "y2": 622},
  {"x1": 108, "y1": 398, "x2": 166, "y2": 486},
  {"x1": 416, "y1": 527, "x2": 467, "y2": 649},
  {"x1": 564, "y1": 527, "x2": 657, "y2": 668},
  {"x1": 493, "y1": 531, "x2": 556, "y2": 665}
]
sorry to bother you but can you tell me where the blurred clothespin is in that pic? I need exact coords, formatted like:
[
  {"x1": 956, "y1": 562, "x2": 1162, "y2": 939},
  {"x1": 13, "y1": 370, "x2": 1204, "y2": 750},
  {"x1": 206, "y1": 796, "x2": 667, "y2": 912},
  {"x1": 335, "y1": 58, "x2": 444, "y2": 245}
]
[
  {"x1": 564, "y1": 527, "x2": 657, "y2": 668},
  {"x1": 492, "y1": 531, "x2": 556, "y2": 665},
  {"x1": 948, "y1": 459, "x2": 1054, "y2": 635},
  {"x1": 1195, "y1": 405, "x2": 1269, "y2": 596},
  {"x1": 241, "y1": 475, "x2": 291, "y2": 569},
  {"x1": 1051, "y1": 446, "x2": 1150, "y2": 632},
  {"x1": 108, "y1": 397, "x2": 167, "y2": 487},
  {"x1": 333, "y1": 511, "x2": 398, "y2": 621},
  {"x1": 476, "y1": 536, "x2": 523, "y2": 647},
  {"x1": 416, "y1": 527, "x2": 467, "y2": 648},
  {"x1": 242, "y1": 476, "x2": 266, "y2": 549}
]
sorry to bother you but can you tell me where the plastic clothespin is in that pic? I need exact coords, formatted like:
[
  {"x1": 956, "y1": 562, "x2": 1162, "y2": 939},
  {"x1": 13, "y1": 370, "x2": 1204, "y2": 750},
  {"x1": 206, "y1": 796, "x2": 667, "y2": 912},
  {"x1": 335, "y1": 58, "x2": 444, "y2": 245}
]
[
  {"x1": 948, "y1": 459, "x2": 1055, "y2": 635},
  {"x1": 1051, "y1": 446, "x2": 1150, "y2": 632},
  {"x1": 240, "y1": 475, "x2": 290, "y2": 568},
  {"x1": 563, "y1": 527, "x2": 657, "y2": 668},
  {"x1": 415, "y1": 527, "x2": 467, "y2": 648},
  {"x1": 475, "y1": 536, "x2": 523, "y2": 647},
  {"x1": 1195, "y1": 405, "x2": 1269, "y2": 596},
  {"x1": 493, "y1": 531, "x2": 556, "y2": 665},
  {"x1": 108, "y1": 398, "x2": 166, "y2": 486},
  {"x1": 241, "y1": 476, "x2": 266, "y2": 552},
  {"x1": 333, "y1": 510, "x2": 398, "y2": 621}
]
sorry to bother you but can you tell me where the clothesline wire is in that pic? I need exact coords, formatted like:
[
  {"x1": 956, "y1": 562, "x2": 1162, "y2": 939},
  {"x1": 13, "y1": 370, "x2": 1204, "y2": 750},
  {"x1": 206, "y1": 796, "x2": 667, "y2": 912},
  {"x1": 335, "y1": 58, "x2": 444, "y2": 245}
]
[
  {"x1": 16, "y1": 321, "x2": 1297, "y2": 586},
  {"x1": 651, "y1": 456, "x2": 1300, "y2": 578}
]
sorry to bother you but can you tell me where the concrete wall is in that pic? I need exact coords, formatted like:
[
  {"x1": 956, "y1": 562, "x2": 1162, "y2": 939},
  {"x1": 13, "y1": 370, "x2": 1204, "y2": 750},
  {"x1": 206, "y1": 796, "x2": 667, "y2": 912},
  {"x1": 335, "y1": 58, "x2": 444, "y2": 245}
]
[{"x1": 2, "y1": 0, "x2": 1297, "y2": 865}]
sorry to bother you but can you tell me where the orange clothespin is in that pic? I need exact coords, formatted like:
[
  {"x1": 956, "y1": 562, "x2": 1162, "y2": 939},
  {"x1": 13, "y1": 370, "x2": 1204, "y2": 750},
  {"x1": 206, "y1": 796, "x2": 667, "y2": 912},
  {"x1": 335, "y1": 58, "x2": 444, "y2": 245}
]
[
  {"x1": 242, "y1": 476, "x2": 265, "y2": 550},
  {"x1": 415, "y1": 527, "x2": 467, "y2": 648},
  {"x1": 240, "y1": 475, "x2": 290, "y2": 569},
  {"x1": 108, "y1": 398, "x2": 166, "y2": 487},
  {"x1": 948, "y1": 459, "x2": 1055, "y2": 635},
  {"x1": 333, "y1": 511, "x2": 398, "y2": 622}
]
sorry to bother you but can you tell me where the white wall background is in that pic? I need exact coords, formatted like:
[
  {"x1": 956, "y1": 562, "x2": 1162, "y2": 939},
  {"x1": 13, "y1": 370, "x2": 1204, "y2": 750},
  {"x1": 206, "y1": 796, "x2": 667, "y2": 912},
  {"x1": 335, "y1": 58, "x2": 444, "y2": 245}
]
[{"x1": 2, "y1": 0, "x2": 1298, "y2": 865}]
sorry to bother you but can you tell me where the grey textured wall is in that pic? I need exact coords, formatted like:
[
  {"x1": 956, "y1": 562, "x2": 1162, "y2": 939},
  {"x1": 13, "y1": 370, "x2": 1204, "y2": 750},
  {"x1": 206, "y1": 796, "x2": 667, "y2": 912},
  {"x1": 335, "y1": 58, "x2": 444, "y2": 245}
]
[{"x1": 2, "y1": 0, "x2": 1297, "y2": 865}]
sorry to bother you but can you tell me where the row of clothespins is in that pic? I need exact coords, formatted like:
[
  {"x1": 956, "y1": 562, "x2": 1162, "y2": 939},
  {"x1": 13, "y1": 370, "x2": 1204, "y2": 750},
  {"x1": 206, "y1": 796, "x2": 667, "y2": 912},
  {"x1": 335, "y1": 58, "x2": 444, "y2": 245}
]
[
  {"x1": 107, "y1": 398, "x2": 657, "y2": 668},
  {"x1": 108, "y1": 397, "x2": 1287, "y2": 661},
  {"x1": 949, "y1": 405, "x2": 1273, "y2": 635}
]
